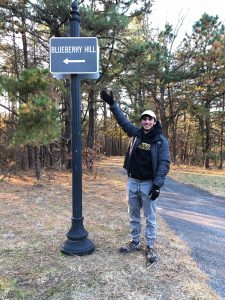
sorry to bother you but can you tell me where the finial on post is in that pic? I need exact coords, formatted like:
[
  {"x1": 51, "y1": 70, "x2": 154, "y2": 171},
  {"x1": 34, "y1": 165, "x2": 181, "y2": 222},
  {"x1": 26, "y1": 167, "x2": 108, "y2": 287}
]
[
  {"x1": 70, "y1": 0, "x2": 80, "y2": 37},
  {"x1": 71, "y1": 1, "x2": 80, "y2": 20},
  {"x1": 71, "y1": 1, "x2": 79, "y2": 12}
]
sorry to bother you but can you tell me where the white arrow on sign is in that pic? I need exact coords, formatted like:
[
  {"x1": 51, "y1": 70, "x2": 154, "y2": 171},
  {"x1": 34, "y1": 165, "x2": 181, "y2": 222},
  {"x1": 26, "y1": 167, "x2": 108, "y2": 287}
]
[{"x1": 63, "y1": 58, "x2": 86, "y2": 64}]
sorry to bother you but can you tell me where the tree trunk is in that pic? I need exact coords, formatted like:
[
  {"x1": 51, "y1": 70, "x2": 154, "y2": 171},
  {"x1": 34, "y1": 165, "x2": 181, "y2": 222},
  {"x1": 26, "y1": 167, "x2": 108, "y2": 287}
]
[
  {"x1": 219, "y1": 95, "x2": 224, "y2": 169},
  {"x1": 27, "y1": 145, "x2": 33, "y2": 168},
  {"x1": 20, "y1": 148, "x2": 26, "y2": 170},
  {"x1": 168, "y1": 87, "x2": 176, "y2": 163},
  {"x1": 11, "y1": 21, "x2": 20, "y2": 78},
  {"x1": 87, "y1": 88, "x2": 95, "y2": 148},
  {"x1": 204, "y1": 99, "x2": 211, "y2": 169},
  {"x1": 198, "y1": 116, "x2": 205, "y2": 166},
  {"x1": 204, "y1": 116, "x2": 210, "y2": 169},
  {"x1": 60, "y1": 80, "x2": 71, "y2": 169},
  {"x1": 34, "y1": 146, "x2": 41, "y2": 180},
  {"x1": 159, "y1": 87, "x2": 169, "y2": 138},
  {"x1": 103, "y1": 101, "x2": 108, "y2": 154},
  {"x1": 49, "y1": 143, "x2": 54, "y2": 167}
]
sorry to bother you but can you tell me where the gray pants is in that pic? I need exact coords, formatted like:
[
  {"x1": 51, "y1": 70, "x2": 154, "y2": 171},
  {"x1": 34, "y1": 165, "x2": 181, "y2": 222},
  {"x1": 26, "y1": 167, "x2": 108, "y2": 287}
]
[{"x1": 127, "y1": 177, "x2": 157, "y2": 247}]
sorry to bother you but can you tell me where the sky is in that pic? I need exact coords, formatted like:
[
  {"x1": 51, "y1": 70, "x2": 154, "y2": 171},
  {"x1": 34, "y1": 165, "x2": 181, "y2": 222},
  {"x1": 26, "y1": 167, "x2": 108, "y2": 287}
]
[{"x1": 149, "y1": 0, "x2": 225, "y2": 43}]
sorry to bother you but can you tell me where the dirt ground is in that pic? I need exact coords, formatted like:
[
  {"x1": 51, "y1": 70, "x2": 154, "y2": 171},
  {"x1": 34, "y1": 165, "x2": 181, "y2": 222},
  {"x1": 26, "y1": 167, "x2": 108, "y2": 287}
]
[{"x1": 0, "y1": 156, "x2": 220, "y2": 299}]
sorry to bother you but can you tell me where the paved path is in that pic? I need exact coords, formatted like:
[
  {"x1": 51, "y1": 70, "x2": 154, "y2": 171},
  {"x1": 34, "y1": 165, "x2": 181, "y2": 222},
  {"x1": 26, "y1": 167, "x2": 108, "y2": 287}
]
[{"x1": 158, "y1": 177, "x2": 225, "y2": 299}]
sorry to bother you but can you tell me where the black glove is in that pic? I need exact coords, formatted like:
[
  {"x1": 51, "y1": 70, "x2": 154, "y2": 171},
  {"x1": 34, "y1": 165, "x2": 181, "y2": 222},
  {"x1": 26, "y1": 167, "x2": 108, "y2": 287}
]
[
  {"x1": 100, "y1": 90, "x2": 115, "y2": 106},
  {"x1": 150, "y1": 185, "x2": 160, "y2": 200}
]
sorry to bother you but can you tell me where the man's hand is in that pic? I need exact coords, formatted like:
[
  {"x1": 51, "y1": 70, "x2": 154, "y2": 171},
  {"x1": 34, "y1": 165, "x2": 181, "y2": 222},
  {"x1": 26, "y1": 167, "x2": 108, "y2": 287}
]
[
  {"x1": 100, "y1": 90, "x2": 115, "y2": 106},
  {"x1": 150, "y1": 185, "x2": 160, "y2": 200}
]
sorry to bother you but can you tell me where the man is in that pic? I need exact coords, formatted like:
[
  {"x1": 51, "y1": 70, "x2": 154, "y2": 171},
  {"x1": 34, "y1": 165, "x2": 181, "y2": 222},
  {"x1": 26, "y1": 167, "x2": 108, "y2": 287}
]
[{"x1": 100, "y1": 90, "x2": 170, "y2": 263}]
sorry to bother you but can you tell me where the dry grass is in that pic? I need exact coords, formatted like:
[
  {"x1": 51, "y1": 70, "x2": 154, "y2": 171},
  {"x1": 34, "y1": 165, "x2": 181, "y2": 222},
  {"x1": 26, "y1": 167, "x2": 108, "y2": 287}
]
[
  {"x1": 0, "y1": 157, "x2": 220, "y2": 300},
  {"x1": 170, "y1": 163, "x2": 225, "y2": 177},
  {"x1": 169, "y1": 164, "x2": 225, "y2": 197}
]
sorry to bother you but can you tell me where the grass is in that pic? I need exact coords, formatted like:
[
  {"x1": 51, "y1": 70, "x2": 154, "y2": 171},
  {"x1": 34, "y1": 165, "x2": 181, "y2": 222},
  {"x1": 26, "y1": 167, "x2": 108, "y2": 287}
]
[
  {"x1": 0, "y1": 156, "x2": 220, "y2": 299},
  {"x1": 169, "y1": 164, "x2": 225, "y2": 197}
]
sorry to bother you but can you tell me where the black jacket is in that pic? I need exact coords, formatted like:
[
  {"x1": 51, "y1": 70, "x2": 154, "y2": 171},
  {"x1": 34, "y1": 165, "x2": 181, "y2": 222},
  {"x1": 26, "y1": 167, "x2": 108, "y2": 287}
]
[{"x1": 110, "y1": 102, "x2": 170, "y2": 188}]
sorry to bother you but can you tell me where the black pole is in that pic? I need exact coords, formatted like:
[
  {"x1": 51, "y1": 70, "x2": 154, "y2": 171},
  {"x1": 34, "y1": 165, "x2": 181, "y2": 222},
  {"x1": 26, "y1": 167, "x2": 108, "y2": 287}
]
[{"x1": 61, "y1": 1, "x2": 94, "y2": 256}]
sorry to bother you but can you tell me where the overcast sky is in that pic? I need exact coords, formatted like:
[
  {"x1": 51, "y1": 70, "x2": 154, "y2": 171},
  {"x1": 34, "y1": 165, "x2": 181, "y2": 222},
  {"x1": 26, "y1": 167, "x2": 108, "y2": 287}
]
[{"x1": 149, "y1": 0, "x2": 225, "y2": 42}]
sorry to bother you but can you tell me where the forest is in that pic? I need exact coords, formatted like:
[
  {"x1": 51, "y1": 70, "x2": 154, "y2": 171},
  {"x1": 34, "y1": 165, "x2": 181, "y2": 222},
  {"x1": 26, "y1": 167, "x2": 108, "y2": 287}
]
[{"x1": 0, "y1": 0, "x2": 225, "y2": 179}]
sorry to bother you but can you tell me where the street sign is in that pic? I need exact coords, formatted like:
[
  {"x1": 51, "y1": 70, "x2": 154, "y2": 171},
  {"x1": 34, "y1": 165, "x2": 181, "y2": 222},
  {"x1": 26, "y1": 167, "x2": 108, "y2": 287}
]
[{"x1": 49, "y1": 37, "x2": 98, "y2": 74}]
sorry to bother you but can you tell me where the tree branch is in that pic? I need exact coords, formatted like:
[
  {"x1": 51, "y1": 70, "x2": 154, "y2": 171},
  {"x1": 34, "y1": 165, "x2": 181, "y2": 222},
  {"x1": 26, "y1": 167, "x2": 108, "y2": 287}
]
[{"x1": 0, "y1": 103, "x2": 18, "y2": 116}]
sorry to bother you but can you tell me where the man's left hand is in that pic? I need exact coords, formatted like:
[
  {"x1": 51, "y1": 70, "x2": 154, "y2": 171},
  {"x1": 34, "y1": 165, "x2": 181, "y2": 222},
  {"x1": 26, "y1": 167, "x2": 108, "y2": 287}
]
[
  {"x1": 100, "y1": 90, "x2": 115, "y2": 106},
  {"x1": 150, "y1": 185, "x2": 160, "y2": 200}
]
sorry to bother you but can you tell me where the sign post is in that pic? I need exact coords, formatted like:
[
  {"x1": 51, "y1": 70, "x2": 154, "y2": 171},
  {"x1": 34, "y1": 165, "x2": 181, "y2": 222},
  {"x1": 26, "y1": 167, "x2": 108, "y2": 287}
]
[{"x1": 59, "y1": 1, "x2": 94, "y2": 256}]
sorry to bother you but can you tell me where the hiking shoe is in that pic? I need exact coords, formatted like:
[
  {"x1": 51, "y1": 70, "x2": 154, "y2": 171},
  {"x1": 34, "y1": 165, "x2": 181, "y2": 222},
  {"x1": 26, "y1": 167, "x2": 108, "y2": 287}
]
[
  {"x1": 146, "y1": 246, "x2": 157, "y2": 263},
  {"x1": 119, "y1": 241, "x2": 141, "y2": 253}
]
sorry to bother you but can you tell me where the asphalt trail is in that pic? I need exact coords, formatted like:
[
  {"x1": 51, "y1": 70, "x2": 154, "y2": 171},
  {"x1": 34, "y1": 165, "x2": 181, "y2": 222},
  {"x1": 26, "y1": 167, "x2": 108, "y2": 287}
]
[{"x1": 158, "y1": 177, "x2": 225, "y2": 299}]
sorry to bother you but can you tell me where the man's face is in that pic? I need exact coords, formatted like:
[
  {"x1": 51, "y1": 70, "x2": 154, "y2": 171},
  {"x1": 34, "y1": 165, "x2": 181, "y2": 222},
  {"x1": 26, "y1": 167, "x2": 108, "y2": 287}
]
[{"x1": 140, "y1": 116, "x2": 156, "y2": 133}]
